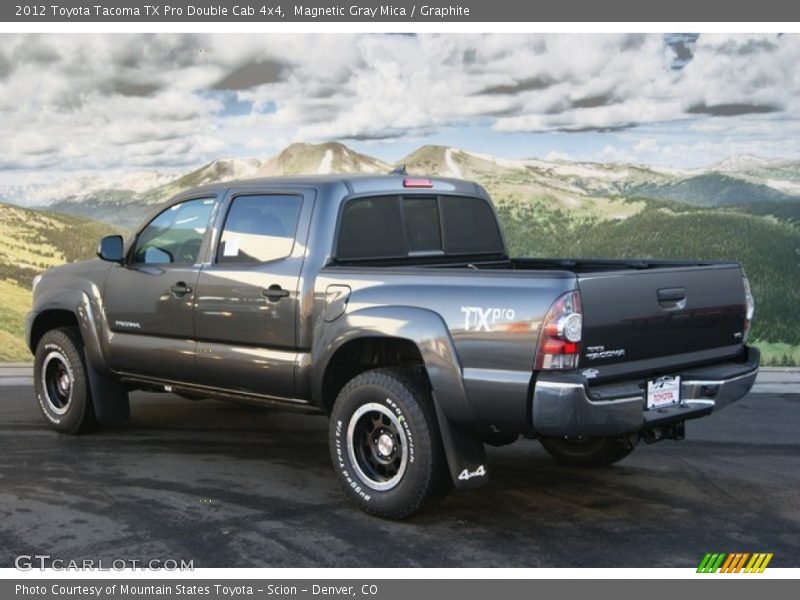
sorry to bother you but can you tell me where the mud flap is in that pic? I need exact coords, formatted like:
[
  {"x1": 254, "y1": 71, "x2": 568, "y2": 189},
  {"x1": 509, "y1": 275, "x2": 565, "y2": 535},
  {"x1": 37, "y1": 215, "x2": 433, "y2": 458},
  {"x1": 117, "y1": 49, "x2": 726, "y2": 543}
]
[
  {"x1": 85, "y1": 351, "x2": 130, "y2": 426},
  {"x1": 433, "y1": 399, "x2": 488, "y2": 490}
]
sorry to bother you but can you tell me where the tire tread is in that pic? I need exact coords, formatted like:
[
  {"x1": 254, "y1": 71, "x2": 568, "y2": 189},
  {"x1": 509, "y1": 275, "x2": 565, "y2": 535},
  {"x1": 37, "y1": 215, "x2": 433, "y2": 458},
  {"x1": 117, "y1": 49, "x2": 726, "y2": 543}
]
[
  {"x1": 330, "y1": 367, "x2": 450, "y2": 519},
  {"x1": 34, "y1": 326, "x2": 98, "y2": 434}
]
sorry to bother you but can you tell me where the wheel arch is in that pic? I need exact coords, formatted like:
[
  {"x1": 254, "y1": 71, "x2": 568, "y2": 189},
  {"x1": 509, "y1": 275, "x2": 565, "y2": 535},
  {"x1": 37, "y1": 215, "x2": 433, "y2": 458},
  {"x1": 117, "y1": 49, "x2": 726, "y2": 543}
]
[
  {"x1": 28, "y1": 309, "x2": 79, "y2": 353},
  {"x1": 312, "y1": 306, "x2": 468, "y2": 421},
  {"x1": 312, "y1": 305, "x2": 488, "y2": 489},
  {"x1": 319, "y1": 336, "x2": 427, "y2": 415},
  {"x1": 27, "y1": 288, "x2": 108, "y2": 373}
]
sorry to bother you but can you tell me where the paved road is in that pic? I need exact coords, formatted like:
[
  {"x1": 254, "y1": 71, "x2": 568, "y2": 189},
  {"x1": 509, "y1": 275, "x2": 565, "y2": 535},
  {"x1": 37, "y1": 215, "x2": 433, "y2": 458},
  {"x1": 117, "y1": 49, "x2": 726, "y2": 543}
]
[{"x1": 0, "y1": 369, "x2": 798, "y2": 568}]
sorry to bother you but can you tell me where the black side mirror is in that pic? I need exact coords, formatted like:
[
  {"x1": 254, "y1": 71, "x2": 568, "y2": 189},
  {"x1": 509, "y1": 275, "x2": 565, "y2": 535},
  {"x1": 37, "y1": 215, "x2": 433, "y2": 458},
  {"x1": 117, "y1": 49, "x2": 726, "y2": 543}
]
[{"x1": 97, "y1": 235, "x2": 124, "y2": 263}]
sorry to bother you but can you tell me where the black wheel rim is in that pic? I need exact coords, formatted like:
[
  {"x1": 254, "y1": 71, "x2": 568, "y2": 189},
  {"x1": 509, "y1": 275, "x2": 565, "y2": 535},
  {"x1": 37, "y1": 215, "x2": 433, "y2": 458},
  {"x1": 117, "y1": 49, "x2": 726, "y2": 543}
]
[
  {"x1": 41, "y1": 351, "x2": 73, "y2": 415},
  {"x1": 347, "y1": 403, "x2": 408, "y2": 491}
]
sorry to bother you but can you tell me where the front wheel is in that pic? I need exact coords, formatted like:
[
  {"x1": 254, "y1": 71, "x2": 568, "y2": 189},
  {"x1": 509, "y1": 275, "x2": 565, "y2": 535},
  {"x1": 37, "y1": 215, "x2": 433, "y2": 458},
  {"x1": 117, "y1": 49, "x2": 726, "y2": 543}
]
[
  {"x1": 34, "y1": 327, "x2": 97, "y2": 434},
  {"x1": 329, "y1": 368, "x2": 450, "y2": 519},
  {"x1": 539, "y1": 436, "x2": 635, "y2": 467}
]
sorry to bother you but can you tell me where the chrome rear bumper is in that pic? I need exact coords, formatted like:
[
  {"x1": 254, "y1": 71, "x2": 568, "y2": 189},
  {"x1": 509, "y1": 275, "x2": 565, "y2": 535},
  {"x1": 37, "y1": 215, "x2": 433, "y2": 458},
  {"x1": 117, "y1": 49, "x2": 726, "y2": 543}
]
[{"x1": 531, "y1": 347, "x2": 760, "y2": 437}]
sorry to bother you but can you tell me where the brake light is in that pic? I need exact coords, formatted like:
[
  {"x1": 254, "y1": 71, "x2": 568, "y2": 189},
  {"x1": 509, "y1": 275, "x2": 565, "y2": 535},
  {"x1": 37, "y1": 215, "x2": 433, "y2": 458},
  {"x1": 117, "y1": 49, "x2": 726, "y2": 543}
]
[
  {"x1": 403, "y1": 178, "x2": 433, "y2": 188},
  {"x1": 535, "y1": 290, "x2": 582, "y2": 370},
  {"x1": 742, "y1": 272, "x2": 755, "y2": 342}
]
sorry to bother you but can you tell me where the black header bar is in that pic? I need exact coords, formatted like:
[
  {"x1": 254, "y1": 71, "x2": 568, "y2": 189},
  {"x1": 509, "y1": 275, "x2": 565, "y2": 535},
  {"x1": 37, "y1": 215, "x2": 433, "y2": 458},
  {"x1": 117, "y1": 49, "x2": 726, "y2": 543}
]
[{"x1": 4, "y1": 0, "x2": 800, "y2": 22}]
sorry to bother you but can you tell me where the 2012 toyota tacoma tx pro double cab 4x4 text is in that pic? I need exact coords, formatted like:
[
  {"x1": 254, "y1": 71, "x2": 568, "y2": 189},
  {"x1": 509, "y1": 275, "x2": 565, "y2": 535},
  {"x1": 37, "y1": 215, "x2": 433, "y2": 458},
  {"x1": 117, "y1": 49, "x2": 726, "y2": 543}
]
[{"x1": 26, "y1": 174, "x2": 759, "y2": 518}]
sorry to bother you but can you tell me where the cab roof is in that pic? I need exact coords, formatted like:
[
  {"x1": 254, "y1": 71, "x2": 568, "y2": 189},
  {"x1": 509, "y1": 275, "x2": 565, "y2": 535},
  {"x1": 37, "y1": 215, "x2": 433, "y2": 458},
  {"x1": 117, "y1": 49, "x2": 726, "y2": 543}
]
[{"x1": 174, "y1": 174, "x2": 486, "y2": 200}]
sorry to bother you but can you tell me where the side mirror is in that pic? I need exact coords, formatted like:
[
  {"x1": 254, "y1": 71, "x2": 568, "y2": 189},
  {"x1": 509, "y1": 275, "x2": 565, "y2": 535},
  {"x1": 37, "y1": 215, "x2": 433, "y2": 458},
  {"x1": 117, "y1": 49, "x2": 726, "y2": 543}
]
[{"x1": 97, "y1": 235, "x2": 124, "y2": 263}]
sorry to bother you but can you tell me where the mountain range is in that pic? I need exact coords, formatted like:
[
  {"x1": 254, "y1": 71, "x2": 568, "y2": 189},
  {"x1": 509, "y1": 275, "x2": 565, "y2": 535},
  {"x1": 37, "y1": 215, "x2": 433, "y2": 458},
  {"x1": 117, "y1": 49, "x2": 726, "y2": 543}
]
[
  {"x1": 0, "y1": 142, "x2": 798, "y2": 364},
  {"x1": 1, "y1": 142, "x2": 798, "y2": 229}
]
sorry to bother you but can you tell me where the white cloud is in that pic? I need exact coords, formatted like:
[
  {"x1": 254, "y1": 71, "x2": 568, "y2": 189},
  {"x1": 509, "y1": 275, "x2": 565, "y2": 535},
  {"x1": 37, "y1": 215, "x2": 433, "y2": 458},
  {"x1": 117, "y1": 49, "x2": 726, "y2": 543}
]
[
  {"x1": 0, "y1": 33, "x2": 799, "y2": 179},
  {"x1": 634, "y1": 138, "x2": 658, "y2": 152}
]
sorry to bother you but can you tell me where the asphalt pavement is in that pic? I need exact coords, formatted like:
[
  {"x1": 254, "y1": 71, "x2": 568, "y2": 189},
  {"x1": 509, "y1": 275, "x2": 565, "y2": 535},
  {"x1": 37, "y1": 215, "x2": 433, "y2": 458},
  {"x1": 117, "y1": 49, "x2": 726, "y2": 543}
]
[{"x1": 0, "y1": 366, "x2": 798, "y2": 568}]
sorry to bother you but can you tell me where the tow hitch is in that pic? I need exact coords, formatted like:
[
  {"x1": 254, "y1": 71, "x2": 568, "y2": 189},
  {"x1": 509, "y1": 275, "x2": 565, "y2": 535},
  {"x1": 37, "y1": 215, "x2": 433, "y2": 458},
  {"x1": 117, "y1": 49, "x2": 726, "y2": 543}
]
[{"x1": 641, "y1": 421, "x2": 686, "y2": 444}]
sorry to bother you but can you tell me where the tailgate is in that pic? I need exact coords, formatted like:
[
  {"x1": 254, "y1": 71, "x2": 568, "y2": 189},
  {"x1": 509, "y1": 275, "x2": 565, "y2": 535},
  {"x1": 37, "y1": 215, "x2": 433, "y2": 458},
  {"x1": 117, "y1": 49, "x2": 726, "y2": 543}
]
[{"x1": 577, "y1": 264, "x2": 747, "y2": 379}]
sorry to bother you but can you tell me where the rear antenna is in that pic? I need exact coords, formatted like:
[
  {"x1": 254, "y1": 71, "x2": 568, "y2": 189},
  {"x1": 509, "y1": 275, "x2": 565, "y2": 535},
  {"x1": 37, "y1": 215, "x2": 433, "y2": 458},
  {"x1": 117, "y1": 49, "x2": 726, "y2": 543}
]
[{"x1": 389, "y1": 164, "x2": 407, "y2": 175}]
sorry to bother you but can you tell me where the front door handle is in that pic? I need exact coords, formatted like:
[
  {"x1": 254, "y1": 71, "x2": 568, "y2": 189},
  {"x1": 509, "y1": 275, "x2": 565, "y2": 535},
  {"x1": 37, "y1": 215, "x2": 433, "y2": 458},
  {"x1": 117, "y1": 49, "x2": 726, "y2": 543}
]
[
  {"x1": 262, "y1": 285, "x2": 290, "y2": 302},
  {"x1": 170, "y1": 282, "x2": 193, "y2": 296}
]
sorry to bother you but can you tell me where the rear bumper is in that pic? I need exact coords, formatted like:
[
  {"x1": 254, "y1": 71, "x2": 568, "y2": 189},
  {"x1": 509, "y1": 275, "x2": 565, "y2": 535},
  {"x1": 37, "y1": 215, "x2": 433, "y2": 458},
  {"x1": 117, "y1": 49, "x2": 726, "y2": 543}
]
[{"x1": 531, "y1": 346, "x2": 760, "y2": 437}]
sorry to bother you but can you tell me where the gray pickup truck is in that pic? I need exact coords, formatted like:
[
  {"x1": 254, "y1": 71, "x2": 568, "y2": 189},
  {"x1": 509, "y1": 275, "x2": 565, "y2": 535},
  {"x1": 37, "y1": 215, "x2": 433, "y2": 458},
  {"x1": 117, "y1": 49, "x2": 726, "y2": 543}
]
[{"x1": 26, "y1": 174, "x2": 759, "y2": 518}]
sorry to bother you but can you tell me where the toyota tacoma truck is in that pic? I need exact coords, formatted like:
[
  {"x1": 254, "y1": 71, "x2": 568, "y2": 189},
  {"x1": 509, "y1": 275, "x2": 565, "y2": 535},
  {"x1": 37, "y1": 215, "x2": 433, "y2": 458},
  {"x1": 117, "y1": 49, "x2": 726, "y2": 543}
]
[{"x1": 26, "y1": 174, "x2": 759, "y2": 519}]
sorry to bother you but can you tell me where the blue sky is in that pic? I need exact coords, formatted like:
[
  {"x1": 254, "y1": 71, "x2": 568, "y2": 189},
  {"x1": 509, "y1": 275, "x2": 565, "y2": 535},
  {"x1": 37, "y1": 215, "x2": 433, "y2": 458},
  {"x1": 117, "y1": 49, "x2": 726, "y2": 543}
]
[{"x1": 1, "y1": 33, "x2": 799, "y2": 186}]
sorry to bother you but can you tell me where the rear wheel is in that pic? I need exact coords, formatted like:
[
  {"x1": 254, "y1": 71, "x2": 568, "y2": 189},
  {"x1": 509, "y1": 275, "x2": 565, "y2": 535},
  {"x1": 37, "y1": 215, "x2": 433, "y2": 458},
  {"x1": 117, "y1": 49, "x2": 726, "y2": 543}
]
[
  {"x1": 329, "y1": 368, "x2": 450, "y2": 519},
  {"x1": 539, "y1": 436, "x2": 634, "y2": 467}
]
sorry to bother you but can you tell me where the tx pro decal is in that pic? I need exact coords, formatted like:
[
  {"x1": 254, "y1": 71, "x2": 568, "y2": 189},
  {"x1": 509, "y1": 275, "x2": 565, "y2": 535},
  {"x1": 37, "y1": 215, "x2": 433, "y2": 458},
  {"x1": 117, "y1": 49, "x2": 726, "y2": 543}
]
[{"x1": 461, "y1": 306, "x2": 516, "y2": 332}]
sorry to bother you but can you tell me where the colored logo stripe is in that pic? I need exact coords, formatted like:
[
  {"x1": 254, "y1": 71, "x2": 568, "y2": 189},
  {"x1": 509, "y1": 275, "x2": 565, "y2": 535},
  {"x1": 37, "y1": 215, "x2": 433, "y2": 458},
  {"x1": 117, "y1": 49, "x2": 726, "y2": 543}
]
[
  {"x1": 745, "y1": 553, "x2": 773, "y2": 573},
  {"x1": 697, "y1": 553, "x2": 773, "y2": 573}
]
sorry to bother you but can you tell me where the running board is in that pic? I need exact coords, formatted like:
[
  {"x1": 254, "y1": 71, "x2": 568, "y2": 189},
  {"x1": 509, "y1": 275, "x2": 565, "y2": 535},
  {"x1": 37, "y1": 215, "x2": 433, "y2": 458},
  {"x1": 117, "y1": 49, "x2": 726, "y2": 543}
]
[{"x1": 117, "y1": 373, "x2": 322, "y2": 414}]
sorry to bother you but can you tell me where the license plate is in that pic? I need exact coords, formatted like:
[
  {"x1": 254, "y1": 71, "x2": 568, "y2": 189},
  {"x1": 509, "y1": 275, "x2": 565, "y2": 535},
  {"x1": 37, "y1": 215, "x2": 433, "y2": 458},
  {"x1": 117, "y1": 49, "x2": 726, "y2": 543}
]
[{"x1": 647, "y1": 375, "x2": 681, "y2": 409}]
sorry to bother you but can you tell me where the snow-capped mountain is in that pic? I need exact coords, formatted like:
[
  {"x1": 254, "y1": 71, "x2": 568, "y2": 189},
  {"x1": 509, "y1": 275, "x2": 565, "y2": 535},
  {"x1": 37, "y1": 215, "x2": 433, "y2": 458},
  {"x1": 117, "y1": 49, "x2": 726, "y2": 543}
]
[{"x1": 0, "y1": 142, "x2": 798, "y2": 230}]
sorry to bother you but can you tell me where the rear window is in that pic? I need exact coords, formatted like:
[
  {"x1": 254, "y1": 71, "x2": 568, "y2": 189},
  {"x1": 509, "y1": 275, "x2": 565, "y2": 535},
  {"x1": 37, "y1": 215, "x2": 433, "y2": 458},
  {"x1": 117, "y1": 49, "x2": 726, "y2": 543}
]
[
  {"x1": 336, "y1": 195, "x2": 504, "y2": 260},
  {"x1": 441, "y1": 195, "x2": 504, "y2": 254},
  {"x1": 403, "y1": 197, "x2": 442, "y2": 253},
  {"x1": 336, "y1": 196, "x2": 405, "y2": 259}
]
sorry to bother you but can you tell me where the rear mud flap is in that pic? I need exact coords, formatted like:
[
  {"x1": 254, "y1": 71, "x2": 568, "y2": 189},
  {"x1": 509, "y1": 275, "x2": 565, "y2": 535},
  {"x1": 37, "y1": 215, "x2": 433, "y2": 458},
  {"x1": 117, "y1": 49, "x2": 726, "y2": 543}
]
[{"x1": 433, "y1": 400, "x2": 488, "y2": 490}]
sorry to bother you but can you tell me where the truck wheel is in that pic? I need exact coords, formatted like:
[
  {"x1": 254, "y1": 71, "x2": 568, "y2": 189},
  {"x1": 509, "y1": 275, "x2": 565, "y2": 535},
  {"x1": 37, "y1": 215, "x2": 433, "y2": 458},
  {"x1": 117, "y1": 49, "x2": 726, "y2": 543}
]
[
  {"x1": 539, "y1": 436, "x2": 634, "y2": 467},
  {"x1": 329, "y1": 368, "x2": 450, "y2": 519},
  {"x1": 34, "y1": 327, "x2": 98, "y2": 434}
]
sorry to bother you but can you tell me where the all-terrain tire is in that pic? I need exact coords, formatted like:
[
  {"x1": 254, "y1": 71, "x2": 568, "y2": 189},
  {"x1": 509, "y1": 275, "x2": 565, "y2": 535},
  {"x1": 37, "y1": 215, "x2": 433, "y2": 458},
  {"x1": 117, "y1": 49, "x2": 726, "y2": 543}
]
[
  {"x1": 329, "y1": 368, "x2": 450, "y2": 519},
  {"x1": 33, "y1": 327, "x2": 98, "y2": 434},
  {"x1": 539, "y1": 436, "x2": 634, "y2": 467}
]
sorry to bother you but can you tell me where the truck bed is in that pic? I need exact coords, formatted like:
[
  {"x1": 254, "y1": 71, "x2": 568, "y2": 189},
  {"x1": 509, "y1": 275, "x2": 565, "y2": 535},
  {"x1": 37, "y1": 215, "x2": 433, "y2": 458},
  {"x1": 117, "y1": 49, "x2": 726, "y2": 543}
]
[{"x1": 325, "y1": 255, "x2": 748, "y2": 383}]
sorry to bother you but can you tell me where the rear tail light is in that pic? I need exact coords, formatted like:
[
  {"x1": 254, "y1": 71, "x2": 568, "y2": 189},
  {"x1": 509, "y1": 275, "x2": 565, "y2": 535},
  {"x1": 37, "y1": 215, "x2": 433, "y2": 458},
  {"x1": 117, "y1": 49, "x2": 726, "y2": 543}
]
[
  {"x1": 535, "y1": 290, "x2": 582, "y2": 370},
  {"x1": 742, "y1": 272, "x2": 755, "y2": 342}
]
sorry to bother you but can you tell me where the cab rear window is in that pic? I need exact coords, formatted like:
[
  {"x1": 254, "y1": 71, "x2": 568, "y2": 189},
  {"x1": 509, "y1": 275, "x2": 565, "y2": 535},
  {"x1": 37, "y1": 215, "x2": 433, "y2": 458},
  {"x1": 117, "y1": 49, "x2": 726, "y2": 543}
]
[{"x1": 336, "y1": 195, "x2": 504, "y2": 260}]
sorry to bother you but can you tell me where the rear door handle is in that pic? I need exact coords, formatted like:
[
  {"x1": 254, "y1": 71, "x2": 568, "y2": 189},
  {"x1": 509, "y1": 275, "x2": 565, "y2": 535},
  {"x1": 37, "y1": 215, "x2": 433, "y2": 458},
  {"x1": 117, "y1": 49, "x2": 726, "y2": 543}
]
[
  {"x1": 169, "y1": 282, "x2": 193, "y2": 296},
  {"x1": 262, "y1": 285, "x2": 290, "y2": 301}
]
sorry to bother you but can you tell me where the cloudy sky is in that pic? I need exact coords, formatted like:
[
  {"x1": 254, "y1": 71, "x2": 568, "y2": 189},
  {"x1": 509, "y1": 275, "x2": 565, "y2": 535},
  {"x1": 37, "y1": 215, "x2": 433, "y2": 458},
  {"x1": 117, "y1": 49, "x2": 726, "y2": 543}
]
[{"x1": 2, "y1": 33, "x2": 800, "y2": 185}]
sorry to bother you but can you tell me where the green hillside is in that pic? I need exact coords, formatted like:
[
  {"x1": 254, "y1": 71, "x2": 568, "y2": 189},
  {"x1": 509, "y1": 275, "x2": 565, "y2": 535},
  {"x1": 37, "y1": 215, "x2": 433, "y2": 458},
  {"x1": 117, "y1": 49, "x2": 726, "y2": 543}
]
[
  {"x1": 496, "y1": 197, "x2": 800, "y2": 361},
  {"x1": 628, "y1": 173, "x2": 797, "y2": 206},
  {"x1": 727, "y1": 200, "x2": 800, "y2": 226},
  {"x1": 0, "y1": 203, "x2": 118, "y2": 361},
  {"x1": 49, "y1": 190, "x2": 141, "y2": 229}
]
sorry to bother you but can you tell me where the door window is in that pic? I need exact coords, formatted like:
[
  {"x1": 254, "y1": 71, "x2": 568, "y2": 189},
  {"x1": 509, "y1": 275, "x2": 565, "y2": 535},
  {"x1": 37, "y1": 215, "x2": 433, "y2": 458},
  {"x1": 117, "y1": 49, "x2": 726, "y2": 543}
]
[
  {"x1": 132, "y1": 198, "x2": 215, "y2": 265},
  {"x1": 217, "y1": 194, "x2": 303, "y2": 264}
]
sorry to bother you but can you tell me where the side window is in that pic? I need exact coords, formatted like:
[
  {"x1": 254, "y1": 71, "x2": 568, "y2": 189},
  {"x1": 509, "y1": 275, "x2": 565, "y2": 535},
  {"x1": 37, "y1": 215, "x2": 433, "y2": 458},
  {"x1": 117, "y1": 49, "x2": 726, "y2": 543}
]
[
  {"x1": 217, "y1": 194, "x2": 303, "y2": 264},
  {"x1": 132, "y1": 198, "x2": 215, "y2": 265}
]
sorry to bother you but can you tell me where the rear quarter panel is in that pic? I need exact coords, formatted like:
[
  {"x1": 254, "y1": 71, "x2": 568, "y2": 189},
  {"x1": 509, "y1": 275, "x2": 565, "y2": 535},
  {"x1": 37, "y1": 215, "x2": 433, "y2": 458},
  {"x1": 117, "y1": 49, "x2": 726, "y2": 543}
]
[{"x1": 314, "y1": 267, "x2": 577, "y2": 433}]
